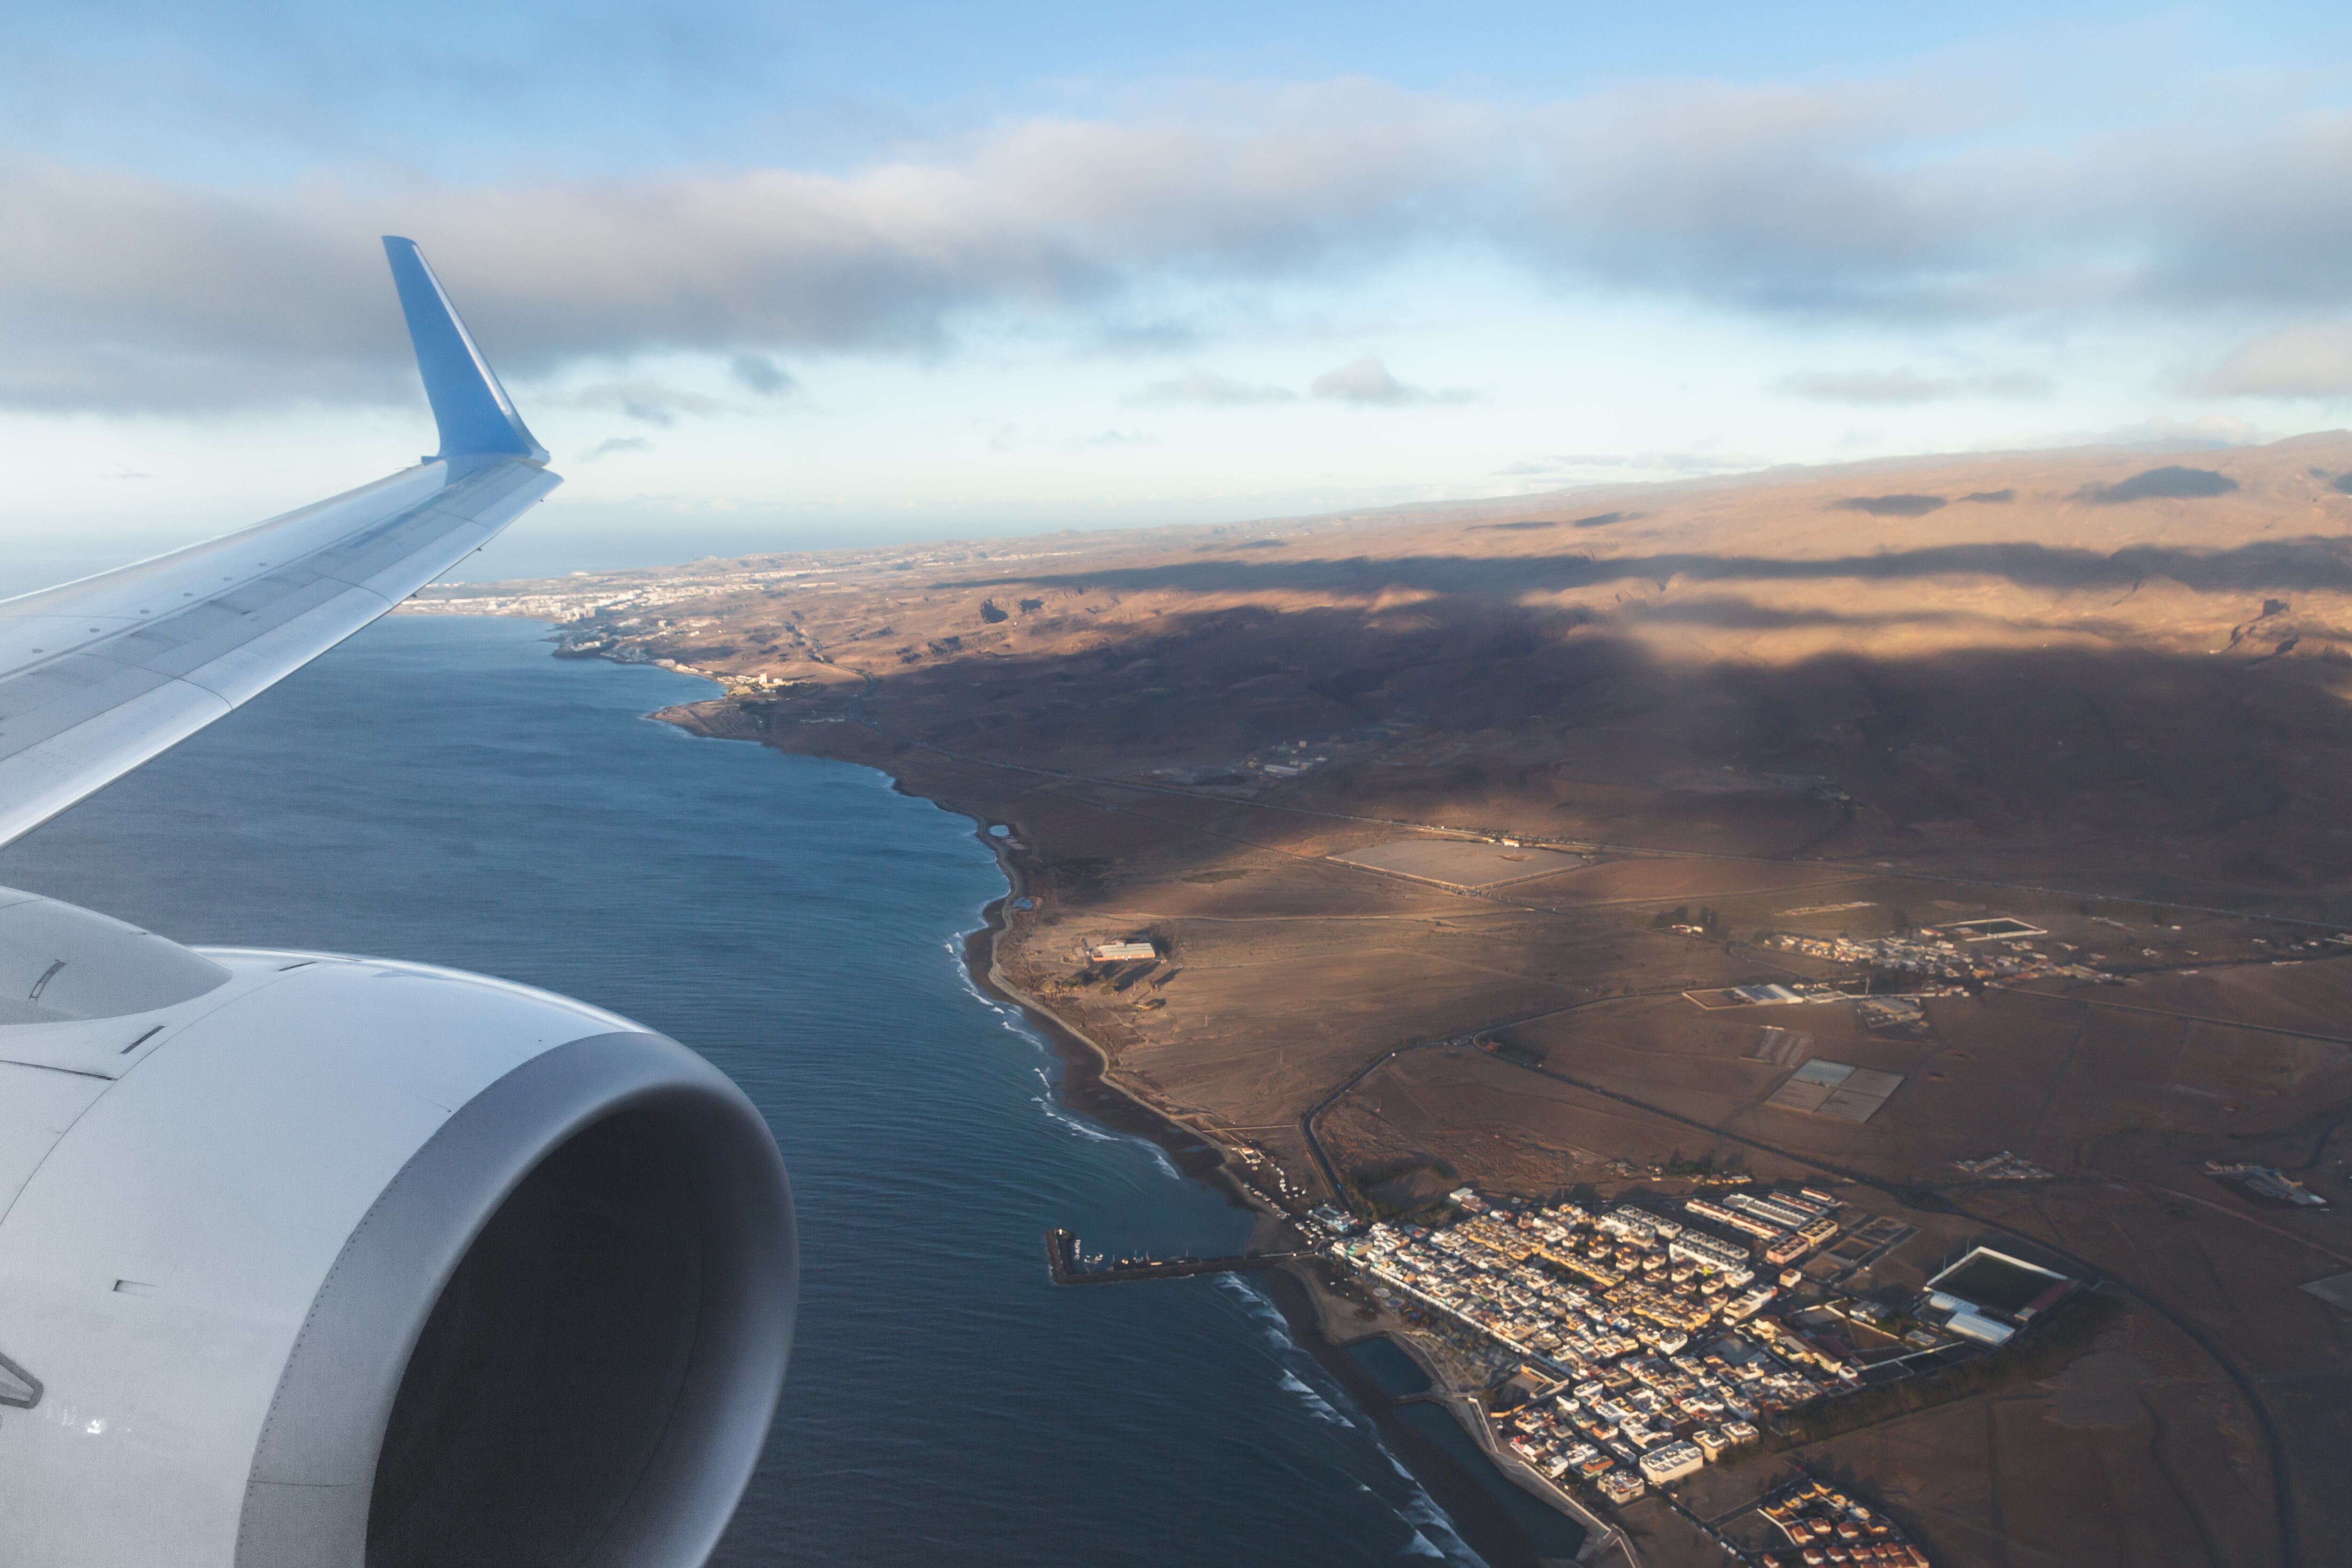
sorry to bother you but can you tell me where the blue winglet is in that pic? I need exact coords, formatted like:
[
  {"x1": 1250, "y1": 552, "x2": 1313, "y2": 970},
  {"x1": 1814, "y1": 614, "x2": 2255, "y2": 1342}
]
[{"x1": 382, "y1": 237, "x2": 548, "y2": 463}]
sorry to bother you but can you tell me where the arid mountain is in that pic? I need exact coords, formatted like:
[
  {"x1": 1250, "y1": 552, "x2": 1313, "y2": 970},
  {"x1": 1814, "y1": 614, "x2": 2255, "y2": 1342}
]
[{"x1": 437, "y1": 431, "x2": 2352, "y2": 906}]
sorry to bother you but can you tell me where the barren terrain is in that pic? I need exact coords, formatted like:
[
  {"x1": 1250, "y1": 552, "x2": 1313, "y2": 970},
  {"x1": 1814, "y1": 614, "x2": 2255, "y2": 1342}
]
[{"x1": 415, "y1": 434, "x2": 2352, "y2": 1566}]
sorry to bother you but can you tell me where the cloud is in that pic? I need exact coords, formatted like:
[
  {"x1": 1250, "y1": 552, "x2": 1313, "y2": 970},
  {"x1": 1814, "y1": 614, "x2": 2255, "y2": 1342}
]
[
  {"x1": 1496, "y1": 448, "x2": 1767, "y2": 480},
  {"x1": 0, "y1": 81, "x2": 1490, "y2": 412},
  {"x1": 1123, "y1": 369, "x2": 1298, "y2": 408},
  {"x1": 728, "y1": 352, "x2": 796, "y2": 396},
  {"x1": 1774, "y1": 367, "x2": 2053, "y2": 404},
  {"x1": 1308, "y1": 355, "x2": 1475, "y2": 407},
  {"x1": 571, "y1": 380, "x2": 723, "y2": 426},
  {"x1": 2124, "y1": 414, "x2": 2266, "y2": 448},
  {"x1": 2187, "y1": 322, "x2": 2352, "y2": 398},
  {"x1": 1088, "y1": 318, "x2": 1207, "y2": 355},
  {"x1": 582, "y1": 435, "x2": 653, "y2": 460},
  {"x1": 14, "y1": 72, "x2": 2352, "y2": 412},
  {"x1": 1504, "y1": 82, "x2": 2352, "y2": 321},
  {"x1": 1073, "y1": 429, "x2": 1158, "y2": 447},
  {"x1": 1980, "y1": 413, "x2": 2268, "y2": 456},
  {"x1": 1495, "y1": 453, "x2": 1631, "y2": 476}
]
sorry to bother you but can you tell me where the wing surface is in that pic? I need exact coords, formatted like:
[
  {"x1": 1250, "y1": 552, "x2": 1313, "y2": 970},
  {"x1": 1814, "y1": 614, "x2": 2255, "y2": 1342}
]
[{"x1": 0, "y1": 239, "x2": 561, "y2": 849}]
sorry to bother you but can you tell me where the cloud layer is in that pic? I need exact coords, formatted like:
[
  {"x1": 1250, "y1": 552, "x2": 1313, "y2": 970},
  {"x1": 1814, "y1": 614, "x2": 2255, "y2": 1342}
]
[
  {"x1": 1774, "y1": 367, "x2": 2053, "y2": 404},
  {"x1": 2189, "y1": 323, "x2": 2352, "y2": 398},
  {"x1": 9, "y1": 72, "x2": 2352, "y2": 412},
  {"x1": 1124, "y1": 369, "x2": 1299, "y2": 408},
  {"x1": 1308, "y1": 355, "x2": 1475, "y2": 407}
]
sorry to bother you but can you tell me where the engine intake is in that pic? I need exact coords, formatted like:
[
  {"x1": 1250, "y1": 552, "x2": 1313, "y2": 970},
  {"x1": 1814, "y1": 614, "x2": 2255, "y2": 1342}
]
[{"x1": 0, "y1": 902, "x2": 794, "y2": 1568}]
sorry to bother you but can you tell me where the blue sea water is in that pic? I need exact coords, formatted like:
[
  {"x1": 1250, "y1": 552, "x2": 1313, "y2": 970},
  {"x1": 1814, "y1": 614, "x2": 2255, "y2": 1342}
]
[{"x1": 0, "y1": 615, "x2": 1487, "y2": 1567}]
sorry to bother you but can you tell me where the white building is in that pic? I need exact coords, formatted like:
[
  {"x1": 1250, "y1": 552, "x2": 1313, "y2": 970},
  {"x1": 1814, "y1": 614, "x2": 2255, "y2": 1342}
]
[
  {"x1": 1927, "y1": 1294, "x2": 2018, "y2": 1346},
  {"x1": 1669, "y1": 1229, "x2": 1752, "y2": 1273},
  {"x1": 1639, "y1": 1441, "x2": 1706, "y2": 1485}
]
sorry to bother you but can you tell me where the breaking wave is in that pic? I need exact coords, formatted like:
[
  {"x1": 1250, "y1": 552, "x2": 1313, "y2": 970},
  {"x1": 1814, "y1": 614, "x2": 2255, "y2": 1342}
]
[
  {"x1": 1398, "y1": 1493, "x2": 1484, "y2": 1565},
  {"x1": 1027, "y1": 1065, "x2": 1125, "y2": 1143},
  {"x1": 1212, "y1": 1279, "x2": 1486, "y2": 1566},
  {"x1": 1278, "y1": 1368, "x2": 1351, "y2": 1426}
]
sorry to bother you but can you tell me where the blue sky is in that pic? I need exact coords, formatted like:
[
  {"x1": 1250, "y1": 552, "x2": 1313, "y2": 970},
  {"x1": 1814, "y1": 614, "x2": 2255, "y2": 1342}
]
[{"x1": 5, "y1": 1, "x2": 2352, "y2": 582}]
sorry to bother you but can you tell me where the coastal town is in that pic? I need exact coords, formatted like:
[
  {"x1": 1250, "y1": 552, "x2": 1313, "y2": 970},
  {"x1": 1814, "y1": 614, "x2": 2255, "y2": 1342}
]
[
  {"x1": 1057, "y1": 1142, "x2": 2084, "y2": 1566},
  {"x1": 1310, "y1": 1184, "x2": 2066, "y2": 1561}
]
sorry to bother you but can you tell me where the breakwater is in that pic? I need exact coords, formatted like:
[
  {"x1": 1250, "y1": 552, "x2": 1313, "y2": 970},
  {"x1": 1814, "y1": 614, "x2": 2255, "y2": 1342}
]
[{"x1": 1045, "y1": 1227, "x2": 1303, "y2": 1285}]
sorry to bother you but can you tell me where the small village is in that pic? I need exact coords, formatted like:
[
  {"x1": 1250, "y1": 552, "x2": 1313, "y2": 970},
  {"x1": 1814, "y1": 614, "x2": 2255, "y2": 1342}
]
[{"x1": 1763, "y1": 924, "x2": 2104, "y2": 987}]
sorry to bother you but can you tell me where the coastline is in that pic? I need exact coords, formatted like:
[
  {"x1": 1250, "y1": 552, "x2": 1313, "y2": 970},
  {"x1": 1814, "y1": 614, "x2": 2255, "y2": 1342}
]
[
  {"x1": 657, "y1": 677, "x2": 1590, "y2": 1566},
  {"x1": 956, "y1": 899, "x2": 1232, "y2": 1188},
  {"x1": 1253, "y1": 1266, "x2": 1588, "y2": 1568},
  {"x1": 947, "y1": 821, "x2": 1578, "y2": 1568}
]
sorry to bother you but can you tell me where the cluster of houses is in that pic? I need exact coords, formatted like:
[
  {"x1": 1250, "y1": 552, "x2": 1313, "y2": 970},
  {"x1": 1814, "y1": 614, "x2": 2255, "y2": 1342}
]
[
  {"x1": 1499, "y1": 1373, "x2": 1762, "y2": 1505},
  {"x1": 1769, "y1": 926, "x2": 2117, "y2": 987},
  {"x1": 1331, "y1": 1188, "x2": 1869, "y2": 1503},
  {"x1": 1759, "y1": 1479, "x2": 1933, "y2": 1567},
  {"x1": 1764, "y1": 930, "x2": 2096, "y2": 985}
]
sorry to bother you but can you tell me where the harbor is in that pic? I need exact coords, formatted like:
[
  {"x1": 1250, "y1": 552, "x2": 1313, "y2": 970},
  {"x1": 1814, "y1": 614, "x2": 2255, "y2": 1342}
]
[{"x1": 1043, "y1": 1227, "x2": 1303, "y2": 1286}]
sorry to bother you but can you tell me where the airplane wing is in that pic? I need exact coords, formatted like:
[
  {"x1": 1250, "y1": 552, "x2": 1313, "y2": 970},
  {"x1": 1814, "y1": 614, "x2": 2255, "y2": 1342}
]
[{"x1": 0, "y1": 237, "x2": 560, "y2": 849}]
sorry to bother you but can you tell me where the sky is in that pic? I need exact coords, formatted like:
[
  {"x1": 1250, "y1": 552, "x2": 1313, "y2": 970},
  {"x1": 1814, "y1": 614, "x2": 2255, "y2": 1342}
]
[{"x1": 6, "y1": 1, "x2": 2352, "y2": 583}]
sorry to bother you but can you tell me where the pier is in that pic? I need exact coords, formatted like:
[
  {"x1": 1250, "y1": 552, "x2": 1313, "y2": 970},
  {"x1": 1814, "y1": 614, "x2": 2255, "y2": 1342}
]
[{"x1": 1045, "y1": 1228, "x2": 1302, "y2": 1285}]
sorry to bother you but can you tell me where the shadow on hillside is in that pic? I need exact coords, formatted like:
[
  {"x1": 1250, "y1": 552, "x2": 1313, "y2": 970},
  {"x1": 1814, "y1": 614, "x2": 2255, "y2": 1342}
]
[
  {"x1": 842, "y1": 592, "x2": 2352, "y2": 902},
  {"x1": 941, "y1": 535, "x2": 2352, "y2": 599}
]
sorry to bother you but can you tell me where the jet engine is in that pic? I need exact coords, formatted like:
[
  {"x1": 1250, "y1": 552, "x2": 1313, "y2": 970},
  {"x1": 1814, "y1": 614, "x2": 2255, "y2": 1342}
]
[{"x1": 0, "y1": 885, "x2": 795, "y2": 1568}]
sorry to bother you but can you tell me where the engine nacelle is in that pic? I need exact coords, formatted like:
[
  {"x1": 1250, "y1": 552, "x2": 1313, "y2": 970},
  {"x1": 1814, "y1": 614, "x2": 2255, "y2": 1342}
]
[{"x1": 0, "y1": 887, "x2": 795, "y2": 1568}]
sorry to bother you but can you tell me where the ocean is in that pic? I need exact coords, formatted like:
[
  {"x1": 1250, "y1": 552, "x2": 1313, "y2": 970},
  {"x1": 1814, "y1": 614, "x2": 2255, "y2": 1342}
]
[{"x1": 0, "y1": 614, "x2": 1494, "y2": 1567}]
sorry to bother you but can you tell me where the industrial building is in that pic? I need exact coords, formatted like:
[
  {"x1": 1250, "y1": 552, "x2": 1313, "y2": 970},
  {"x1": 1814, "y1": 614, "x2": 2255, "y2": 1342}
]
[{"x1": 1922, "y1": 1247, "x2": 2074, "y2": 1345}]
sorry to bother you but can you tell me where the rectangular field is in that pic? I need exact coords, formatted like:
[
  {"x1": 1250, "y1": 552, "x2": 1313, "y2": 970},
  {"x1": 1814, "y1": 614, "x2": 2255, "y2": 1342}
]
[
  {"x1": 1327, "y1": 837, "x2": 1586, "y2": 889},
  {"x1": 1764, "y1": 1059, "x2": 1905, "y2": 1122}
]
